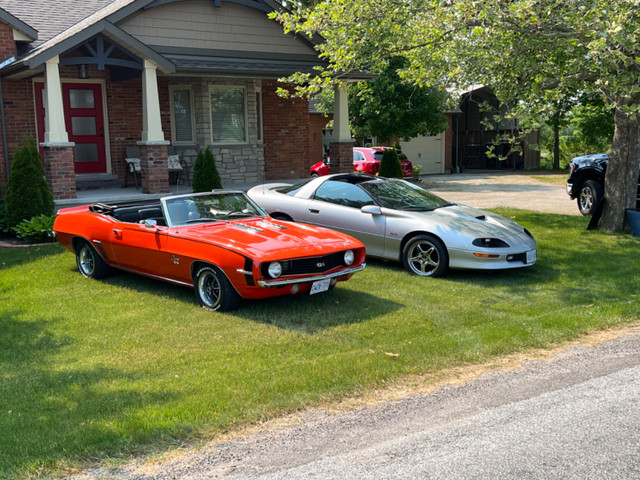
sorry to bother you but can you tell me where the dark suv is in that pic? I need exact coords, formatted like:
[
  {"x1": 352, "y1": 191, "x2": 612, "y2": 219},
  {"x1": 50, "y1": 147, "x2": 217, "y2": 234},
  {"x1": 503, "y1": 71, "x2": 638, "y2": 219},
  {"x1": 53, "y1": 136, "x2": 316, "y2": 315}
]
[
  {"x1": 567, "y1": 153, "x2": 640, "y2": 215},
  {"x1": 566, "y1": 153, "x2": 609, "y2": 215}
]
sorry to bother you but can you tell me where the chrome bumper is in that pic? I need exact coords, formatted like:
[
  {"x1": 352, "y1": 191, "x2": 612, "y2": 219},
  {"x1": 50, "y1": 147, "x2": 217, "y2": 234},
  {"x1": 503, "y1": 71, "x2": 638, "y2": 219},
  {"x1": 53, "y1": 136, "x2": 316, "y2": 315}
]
[
  {"x1": 256, "y1": 263, "x2": 366, "y2": 288},
  {"x1": 566, "y1": 183, "x2": 573, "y2": 196}
]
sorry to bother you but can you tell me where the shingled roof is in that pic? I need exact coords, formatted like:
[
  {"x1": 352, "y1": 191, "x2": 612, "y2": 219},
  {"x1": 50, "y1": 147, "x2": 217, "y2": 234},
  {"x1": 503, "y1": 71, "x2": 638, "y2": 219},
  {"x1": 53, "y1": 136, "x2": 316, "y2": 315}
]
[{"x1": 1, "y1": 0, "x2": 116, "y2": 48}]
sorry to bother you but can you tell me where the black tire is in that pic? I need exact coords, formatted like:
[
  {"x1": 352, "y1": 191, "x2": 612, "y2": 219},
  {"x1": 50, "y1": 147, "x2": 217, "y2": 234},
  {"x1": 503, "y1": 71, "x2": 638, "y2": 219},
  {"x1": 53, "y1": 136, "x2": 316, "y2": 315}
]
[
  {"x1": 578, "y1": 179, "x2": 604, "y2": 216},
  {"x1": 311, "y1": 172, "x2": 319, "y2": 178},
  {"x1": 402, "y1": 234, "x2": 449, "y2": 278},
  {"x1": 194, "y1": 266, "x2": 240, "y2": 312},
  {"x1": 75, "y1": 240, "x2": 111, "y2": 279}
]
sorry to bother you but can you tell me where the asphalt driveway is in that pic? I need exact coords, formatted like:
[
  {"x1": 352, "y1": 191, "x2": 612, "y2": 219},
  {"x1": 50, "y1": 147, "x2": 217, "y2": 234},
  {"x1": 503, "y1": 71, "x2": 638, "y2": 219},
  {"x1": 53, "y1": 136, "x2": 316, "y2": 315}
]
[{"x1": 422, "y1": 172, "x2": 578, "y2": 216}]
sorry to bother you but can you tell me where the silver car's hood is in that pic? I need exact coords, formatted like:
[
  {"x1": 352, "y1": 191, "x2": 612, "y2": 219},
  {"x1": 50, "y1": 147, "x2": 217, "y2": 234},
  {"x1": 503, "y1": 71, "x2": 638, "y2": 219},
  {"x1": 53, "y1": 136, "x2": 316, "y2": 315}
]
[{"x1": 385, "y1": 203, "x2": 534, "y2": 248}]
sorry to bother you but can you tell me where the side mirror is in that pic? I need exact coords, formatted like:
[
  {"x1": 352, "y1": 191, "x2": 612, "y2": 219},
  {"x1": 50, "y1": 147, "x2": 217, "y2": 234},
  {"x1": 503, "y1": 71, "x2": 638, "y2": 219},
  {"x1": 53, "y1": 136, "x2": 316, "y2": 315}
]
[
  {"x1": 361, "y1": 205, "x2": 382, "y2": 216},
  {"x1": 143, "y1": 219, "x2": 158, "y2": 228}
]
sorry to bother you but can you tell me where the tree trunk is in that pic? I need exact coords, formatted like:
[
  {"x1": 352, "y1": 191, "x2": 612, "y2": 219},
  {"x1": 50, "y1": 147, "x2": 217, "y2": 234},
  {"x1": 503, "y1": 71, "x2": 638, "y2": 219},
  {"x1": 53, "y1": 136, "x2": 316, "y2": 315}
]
[
  {"x1": 600, "y1": 109, "x2": 640, "y2": 232},
  {"x1": 553, "y1": 118, "x2": 560, "y2": 170}
]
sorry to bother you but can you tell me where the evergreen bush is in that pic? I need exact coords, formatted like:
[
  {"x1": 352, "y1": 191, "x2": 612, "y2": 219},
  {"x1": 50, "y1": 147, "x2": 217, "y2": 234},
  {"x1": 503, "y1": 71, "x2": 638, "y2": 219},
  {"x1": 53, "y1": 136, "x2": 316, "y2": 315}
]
[
  {"x1": 0, "y1": 183, "x2": 9, "y2": 233},
  {"x1": 192, "y1": 147, "x2": 222, "y2": 192},
  {"x1": 378, "y1": 148, "x2": 403, "y2": 178},
  {"x1": 5, "y1": 136, "x2": 54, "y2": 228}
]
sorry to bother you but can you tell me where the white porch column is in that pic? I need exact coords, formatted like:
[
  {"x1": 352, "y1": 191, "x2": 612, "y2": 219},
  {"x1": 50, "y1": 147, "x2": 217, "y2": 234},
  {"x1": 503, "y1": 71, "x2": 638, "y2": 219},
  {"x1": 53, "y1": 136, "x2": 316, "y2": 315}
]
[
  {"x1": 332, "y1": 85, "x2": 351, "y2": 142},
  {"x1": 141, "y1": 59, "x2": 165, "y2": 142},
  {"x1": 43, "y1": 56, "x2": 69, "y2": 144}
]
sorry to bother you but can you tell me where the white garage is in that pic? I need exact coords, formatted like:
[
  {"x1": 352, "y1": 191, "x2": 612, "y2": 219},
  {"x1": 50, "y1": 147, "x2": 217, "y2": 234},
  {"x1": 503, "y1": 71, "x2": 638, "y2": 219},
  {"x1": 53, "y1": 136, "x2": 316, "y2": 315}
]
[{"x1": 400, "y1": 132, "x2": 446, "y2": 175}]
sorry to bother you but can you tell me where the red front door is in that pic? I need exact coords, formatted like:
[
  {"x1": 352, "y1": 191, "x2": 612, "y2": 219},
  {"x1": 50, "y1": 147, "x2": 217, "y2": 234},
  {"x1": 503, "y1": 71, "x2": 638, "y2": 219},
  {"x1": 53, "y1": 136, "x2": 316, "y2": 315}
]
[{"x1": 35, "y1": 82, "x2": 107, "y2": 174}]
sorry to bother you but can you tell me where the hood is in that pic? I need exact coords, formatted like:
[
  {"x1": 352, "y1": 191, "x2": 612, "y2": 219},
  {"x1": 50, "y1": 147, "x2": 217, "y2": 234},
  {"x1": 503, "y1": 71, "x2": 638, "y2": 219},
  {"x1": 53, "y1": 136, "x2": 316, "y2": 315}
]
[
  {"x1": 388, "y1": 204, "x2": 535, "y2": 249},
  {"x1": 175, "y1": 218, "x2": 362, "y2": 259}
]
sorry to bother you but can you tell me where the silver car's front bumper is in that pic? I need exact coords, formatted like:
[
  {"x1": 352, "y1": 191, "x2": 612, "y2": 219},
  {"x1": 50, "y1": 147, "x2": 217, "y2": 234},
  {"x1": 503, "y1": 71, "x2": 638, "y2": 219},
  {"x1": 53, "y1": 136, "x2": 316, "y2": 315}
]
[{"x1": 256, "y1": 263, "x2": 366, "y2": 288}]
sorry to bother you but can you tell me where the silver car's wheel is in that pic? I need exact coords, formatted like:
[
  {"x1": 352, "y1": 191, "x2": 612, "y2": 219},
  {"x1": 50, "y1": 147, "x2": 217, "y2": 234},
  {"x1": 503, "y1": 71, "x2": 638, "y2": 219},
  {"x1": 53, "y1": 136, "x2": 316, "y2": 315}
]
[
  {"x1": 75, "y1": 240, "x2": 111, "y2": 279},
  {"x1": 402, "y1": 235, "x2": 449, "y2": 278},
  {"x1": 578, "y1": 180, "x2": 603, "y2": 216},
  {"x1": 194, "y1": 266, "x2": 240, "y2": 311}
]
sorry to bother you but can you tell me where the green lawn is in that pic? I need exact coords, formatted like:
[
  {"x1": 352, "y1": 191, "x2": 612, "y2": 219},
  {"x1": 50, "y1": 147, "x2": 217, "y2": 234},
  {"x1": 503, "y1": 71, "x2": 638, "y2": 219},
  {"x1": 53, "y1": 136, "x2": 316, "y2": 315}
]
[{"x1": 1, "y1": 209, "x2": 639, "y2": 478}]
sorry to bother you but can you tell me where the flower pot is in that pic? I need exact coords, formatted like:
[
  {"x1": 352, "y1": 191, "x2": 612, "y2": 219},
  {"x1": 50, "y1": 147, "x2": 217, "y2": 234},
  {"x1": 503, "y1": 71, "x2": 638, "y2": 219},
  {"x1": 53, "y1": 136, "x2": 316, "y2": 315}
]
[{"x1": 626, "y1": 208, "x2": 640, "y2": 237}]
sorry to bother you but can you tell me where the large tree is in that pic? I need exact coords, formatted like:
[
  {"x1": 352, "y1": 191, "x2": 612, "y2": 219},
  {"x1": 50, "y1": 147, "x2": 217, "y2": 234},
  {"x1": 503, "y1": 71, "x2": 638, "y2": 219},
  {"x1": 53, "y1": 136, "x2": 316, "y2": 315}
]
[
  {"x1": 274, "y1": 0, "x2": 640, "y2": 232},
  {"x1": 349, "y1": 57, "x2": 448, "y2": 144}
]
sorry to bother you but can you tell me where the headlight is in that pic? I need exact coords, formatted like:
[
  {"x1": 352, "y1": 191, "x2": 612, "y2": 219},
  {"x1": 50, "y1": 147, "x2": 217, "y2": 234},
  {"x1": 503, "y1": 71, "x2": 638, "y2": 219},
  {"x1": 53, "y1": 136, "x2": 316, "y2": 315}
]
[
  {"x1": 343, "y1": 250, "x2": 355, "y2": 266},
  {"x1": 472, "y1": 238, "x2": 510, "y2": 248},
  {"x1": 267, "y1": 261, "x2": 282, "y2": 278}
]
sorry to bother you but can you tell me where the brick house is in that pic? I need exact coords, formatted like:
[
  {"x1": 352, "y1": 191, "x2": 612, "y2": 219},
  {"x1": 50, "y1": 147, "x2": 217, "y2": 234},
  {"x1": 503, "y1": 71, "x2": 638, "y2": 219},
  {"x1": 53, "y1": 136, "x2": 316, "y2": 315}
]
[{"x1": 0, "y1": 0, "x2": 363, "y2": 200}]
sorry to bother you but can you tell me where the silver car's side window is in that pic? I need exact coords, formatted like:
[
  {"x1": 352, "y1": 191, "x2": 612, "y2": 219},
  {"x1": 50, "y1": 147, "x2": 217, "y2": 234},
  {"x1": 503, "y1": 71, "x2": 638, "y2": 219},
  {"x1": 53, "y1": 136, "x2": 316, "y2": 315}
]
[{"x1": 314, "y1": 181, "x2": 375, "y2": 209}]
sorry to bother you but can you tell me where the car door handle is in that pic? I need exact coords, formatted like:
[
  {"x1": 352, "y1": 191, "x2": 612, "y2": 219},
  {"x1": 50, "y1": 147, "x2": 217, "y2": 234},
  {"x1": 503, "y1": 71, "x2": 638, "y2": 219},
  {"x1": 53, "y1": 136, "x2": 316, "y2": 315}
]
[
  {"x1": 309, "y1": 209, "x2": 319, "y2": 214},
  {"x1": 112, "y1": 229, "x2": 122, "y2": 239}
]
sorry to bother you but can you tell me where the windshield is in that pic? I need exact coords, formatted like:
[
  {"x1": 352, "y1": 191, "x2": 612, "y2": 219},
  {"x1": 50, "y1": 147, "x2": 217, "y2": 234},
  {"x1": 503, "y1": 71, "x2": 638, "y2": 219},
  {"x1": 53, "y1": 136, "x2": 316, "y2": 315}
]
[
  {"x1": 360, "y1": 179, "x2": 452, "y2": 210},
  {"x1": 163, "y1": 192, "x2": 266, "y2": 226}
]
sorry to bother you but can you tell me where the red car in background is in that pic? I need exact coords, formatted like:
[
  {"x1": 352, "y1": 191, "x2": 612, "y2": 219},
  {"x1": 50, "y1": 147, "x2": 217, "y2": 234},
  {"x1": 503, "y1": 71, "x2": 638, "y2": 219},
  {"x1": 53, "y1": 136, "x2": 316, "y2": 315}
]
[{"x1": 311, "y1": 147, "x2": 414, "y2": 178}]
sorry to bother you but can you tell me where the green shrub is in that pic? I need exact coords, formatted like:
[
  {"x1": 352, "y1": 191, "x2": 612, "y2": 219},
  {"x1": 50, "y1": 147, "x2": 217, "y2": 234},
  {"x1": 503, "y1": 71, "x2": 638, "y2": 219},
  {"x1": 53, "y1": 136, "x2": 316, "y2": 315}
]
[
  {"x1": 378, "y1": 148, "x2": 403, "y2": 178},
  {"x1": 192, "y1": 147, "x2": 222, "y2": 192},
  {"x1": 5, "y1": 136, "x2": 54, "y2": 227},
  {"x1": 12, "y1": 214, "x2": 55, "y2": 243}
]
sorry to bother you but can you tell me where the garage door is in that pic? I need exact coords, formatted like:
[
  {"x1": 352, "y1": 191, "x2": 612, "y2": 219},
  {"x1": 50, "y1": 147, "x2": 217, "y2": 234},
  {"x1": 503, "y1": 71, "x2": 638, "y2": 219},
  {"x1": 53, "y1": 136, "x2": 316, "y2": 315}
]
[{"x1": 401, "y1": 133, "x2": 444, "y2": 175}]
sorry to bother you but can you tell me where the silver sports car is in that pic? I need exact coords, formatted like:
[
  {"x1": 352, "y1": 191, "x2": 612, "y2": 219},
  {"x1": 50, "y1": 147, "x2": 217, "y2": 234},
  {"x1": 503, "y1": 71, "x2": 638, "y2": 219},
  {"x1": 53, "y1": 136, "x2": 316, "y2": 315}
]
[{"x1": 247, "y1": 174, "x2": 537, "y2": 277}]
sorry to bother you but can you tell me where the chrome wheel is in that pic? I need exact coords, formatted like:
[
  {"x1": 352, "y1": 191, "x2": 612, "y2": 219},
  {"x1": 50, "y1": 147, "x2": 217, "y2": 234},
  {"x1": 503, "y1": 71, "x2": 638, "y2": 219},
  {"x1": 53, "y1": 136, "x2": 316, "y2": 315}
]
[
  {"x1": 78, "y1": 245, "x2": 95, "y2": 276},
  {"x1": 578, "y1": 180, "x2": 603, "y2": 216},
  {"x1": 402, "y1": 235, "x2": 448, "y2": 277},
  {"x1": 75, "y1": 240, "x2": 111, "y2": 279},
  {"x1": 194, "y1": 266, "x2": 240, "y2": 311}
]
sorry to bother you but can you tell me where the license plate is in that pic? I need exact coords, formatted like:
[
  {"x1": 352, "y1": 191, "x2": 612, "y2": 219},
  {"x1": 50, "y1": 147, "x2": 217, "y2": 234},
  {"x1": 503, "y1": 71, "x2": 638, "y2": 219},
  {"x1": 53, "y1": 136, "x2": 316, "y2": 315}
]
[
  {"x1": 310, "y1": 278, "x2": 331, "y2": 295},
  {"x1": 526, "y1": 249, "x2": 537, "y2": 264}
]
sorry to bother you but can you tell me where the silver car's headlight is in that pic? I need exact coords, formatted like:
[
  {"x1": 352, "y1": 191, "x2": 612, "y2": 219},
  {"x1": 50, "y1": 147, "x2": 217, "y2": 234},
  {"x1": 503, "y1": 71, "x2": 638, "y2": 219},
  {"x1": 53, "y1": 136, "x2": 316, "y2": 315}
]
[
  {"x1": 267, "y1": 261, "x2": 282, "y2": 278},
  {"x1": 343, "y1": 250, "x2": 355, "y2": 266},
  {"x1": 472, "y1": 238, "x2": 510, "y2": 248}
]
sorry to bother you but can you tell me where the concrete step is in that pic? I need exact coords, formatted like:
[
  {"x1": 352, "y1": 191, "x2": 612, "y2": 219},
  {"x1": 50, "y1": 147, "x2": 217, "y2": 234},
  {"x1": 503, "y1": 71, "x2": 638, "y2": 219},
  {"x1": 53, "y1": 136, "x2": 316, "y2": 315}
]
[{"x1": 75, "y1": 174, "x2": 122, "y2": 191}]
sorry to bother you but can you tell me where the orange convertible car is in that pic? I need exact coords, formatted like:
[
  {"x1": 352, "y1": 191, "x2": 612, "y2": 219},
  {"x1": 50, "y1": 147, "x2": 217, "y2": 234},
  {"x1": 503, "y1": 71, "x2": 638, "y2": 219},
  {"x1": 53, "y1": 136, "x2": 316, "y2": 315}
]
[{"x1": 54, "y1": 191, "x2": 366, "y2": 311}]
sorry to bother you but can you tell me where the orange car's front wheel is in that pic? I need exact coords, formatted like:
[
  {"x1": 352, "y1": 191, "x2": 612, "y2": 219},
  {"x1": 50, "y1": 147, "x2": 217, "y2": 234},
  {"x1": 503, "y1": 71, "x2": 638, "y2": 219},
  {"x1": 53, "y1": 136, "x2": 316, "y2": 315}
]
[{"x1": 194, "y1": 265, "x2": 240, "y2": 312}]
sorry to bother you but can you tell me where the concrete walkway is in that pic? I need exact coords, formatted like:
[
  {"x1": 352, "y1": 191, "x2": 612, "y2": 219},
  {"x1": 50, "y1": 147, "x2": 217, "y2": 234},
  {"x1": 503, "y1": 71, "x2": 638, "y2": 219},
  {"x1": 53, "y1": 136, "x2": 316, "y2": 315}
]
[{"x1": 55, "y1": 171, "x2": 578, "y2": 216}]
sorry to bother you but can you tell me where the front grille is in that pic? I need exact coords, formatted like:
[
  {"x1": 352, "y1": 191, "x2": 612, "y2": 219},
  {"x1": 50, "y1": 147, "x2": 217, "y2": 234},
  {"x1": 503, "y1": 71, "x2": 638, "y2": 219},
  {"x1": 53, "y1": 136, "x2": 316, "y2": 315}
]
[{"x1": 261, "y1": 251, "x2": 346, "y2": 278}]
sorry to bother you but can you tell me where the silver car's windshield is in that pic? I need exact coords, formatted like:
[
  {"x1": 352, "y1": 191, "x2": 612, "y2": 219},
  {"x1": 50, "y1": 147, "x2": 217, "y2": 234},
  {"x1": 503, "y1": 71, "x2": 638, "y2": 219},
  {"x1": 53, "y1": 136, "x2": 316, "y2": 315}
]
[
  {"x1": 163, "y1": 192, "x2": 266, "y2": 226},
  {"x1": 360, "y1": 179, "x2": 452, "y2": 211}
]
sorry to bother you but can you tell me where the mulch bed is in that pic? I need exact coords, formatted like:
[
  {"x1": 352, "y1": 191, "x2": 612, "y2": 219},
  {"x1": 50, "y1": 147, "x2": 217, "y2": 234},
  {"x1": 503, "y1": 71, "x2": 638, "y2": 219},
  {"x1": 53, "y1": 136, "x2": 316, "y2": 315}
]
[{"x1": 0, "y1": 232, "x2": 56, "y2": 248}]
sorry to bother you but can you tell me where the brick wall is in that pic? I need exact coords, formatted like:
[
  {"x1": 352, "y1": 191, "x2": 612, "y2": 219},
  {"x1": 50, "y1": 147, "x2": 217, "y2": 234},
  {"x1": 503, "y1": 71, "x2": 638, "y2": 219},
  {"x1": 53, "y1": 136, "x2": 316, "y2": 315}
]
[
  {"x1": 0, "y1": 79, "x2": 37, "y2": 182},
  {"x1": 262, "y1": 80, "x2": 311, "y2": 180},
  {"x1": 0, "y1": 21, "x2": 16, "y2": 61},
  {"x1": 309, "y1": 114, "x2": 331, "y2": 165}
]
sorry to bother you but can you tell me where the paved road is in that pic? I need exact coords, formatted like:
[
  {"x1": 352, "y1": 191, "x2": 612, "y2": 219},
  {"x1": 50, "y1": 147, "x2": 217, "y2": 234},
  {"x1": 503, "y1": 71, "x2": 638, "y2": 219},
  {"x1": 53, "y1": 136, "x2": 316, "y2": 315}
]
[{"x1": 72, "y1": 326, "x2": 640, "y2": 479}]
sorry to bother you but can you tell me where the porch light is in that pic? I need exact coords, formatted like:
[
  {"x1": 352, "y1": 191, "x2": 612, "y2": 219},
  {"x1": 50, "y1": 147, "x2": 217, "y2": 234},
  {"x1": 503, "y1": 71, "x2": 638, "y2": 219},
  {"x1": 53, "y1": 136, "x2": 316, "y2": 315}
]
[{"x1": 78, "y1": 64, "x2": 90, "y2": 79}]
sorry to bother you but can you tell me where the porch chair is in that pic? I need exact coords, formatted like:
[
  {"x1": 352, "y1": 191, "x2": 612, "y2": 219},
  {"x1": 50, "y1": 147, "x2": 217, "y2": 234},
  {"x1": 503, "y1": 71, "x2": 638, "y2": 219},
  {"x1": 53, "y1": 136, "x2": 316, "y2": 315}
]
[{"x1": 124, "y1": 146, "x2": 141, "y2": 189}]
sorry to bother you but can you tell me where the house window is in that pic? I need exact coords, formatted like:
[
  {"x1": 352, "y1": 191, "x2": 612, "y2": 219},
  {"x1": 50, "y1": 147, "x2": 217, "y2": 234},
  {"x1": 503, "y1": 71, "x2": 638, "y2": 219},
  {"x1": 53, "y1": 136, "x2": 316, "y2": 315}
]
[
  {"x1": 210, "y1": 86, "x2": 247, "y2": 144},
  {"x1": 170, "y1": 86, "x2": 195, "y2": 144}
]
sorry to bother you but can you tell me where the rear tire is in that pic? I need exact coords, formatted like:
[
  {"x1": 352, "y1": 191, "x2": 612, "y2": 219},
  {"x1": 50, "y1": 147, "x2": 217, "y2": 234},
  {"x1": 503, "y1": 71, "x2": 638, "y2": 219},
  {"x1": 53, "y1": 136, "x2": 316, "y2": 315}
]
[
  {"x1": 578, "y1": 179, "x2": 604, "y2": 216},
  {"x1": 194, "y1": 266, "x2": 240, "y2": 311},
  {"x1": 75, "y1": 240, "x2": 111, "y2": 279}
]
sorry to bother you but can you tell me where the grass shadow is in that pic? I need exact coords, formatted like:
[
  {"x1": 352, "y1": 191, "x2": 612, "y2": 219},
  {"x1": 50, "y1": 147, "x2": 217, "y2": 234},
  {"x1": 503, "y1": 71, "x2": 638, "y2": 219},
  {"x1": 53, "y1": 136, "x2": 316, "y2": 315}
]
[{"x1": 0, "y1": 310, "x2": 181, "y2": 477}]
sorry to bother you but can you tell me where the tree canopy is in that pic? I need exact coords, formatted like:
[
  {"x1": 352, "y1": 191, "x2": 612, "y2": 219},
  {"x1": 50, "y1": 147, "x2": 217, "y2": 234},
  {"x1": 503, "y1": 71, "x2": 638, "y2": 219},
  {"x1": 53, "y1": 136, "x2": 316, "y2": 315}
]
[
  {"x1": 348, "y1": 57, "x2": 448, "y2": 144},
  {"x1": 274, "y1": 0, "x2": 640, "y2": 231}
]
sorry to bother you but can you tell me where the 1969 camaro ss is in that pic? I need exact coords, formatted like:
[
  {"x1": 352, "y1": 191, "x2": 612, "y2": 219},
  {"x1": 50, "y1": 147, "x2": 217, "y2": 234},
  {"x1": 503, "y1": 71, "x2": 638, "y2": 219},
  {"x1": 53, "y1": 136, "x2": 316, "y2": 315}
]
[{"x1": 53, "y1": 191, "x2": 366, "y2": 311}]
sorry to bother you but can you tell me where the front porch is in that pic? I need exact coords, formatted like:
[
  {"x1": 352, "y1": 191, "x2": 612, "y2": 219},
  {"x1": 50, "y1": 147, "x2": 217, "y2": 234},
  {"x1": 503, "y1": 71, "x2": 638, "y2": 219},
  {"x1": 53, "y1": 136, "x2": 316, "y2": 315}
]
[{"x1": 53, "y1": 177, "x2": 307, "y2": 212}]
